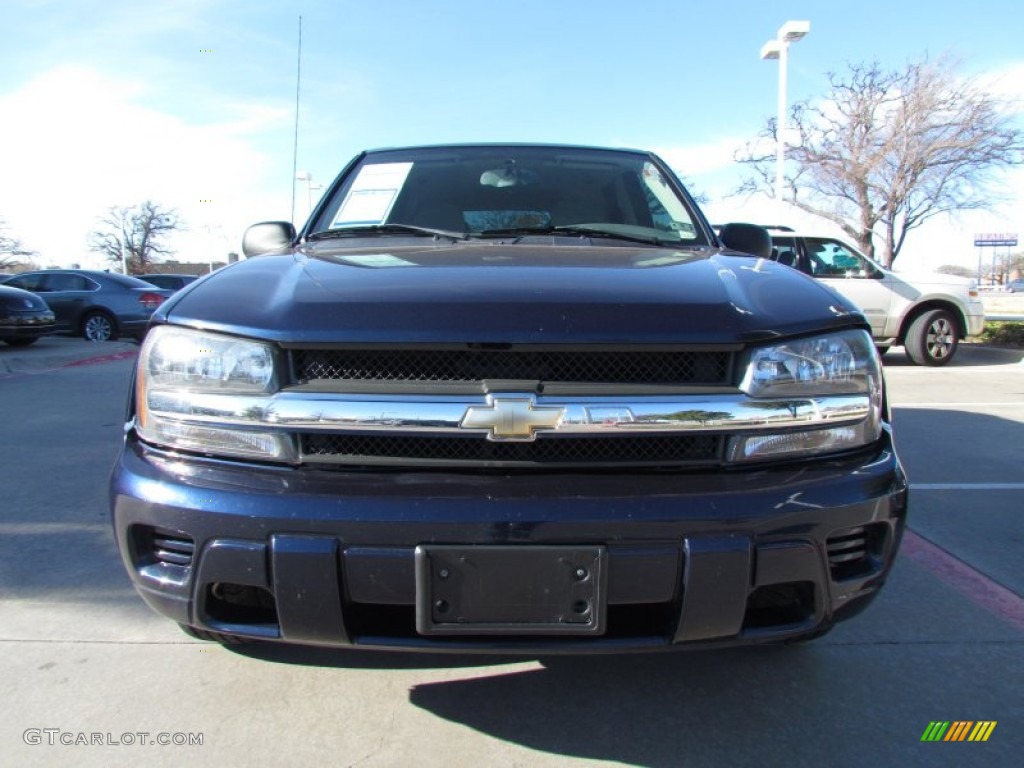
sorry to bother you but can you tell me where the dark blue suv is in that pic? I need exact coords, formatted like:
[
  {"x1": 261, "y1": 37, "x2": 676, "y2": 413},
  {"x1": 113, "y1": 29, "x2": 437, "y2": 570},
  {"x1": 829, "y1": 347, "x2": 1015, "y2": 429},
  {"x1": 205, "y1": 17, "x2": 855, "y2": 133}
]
[{"x1": 111, "y1": 145, "x2": 907, "y2": 652}]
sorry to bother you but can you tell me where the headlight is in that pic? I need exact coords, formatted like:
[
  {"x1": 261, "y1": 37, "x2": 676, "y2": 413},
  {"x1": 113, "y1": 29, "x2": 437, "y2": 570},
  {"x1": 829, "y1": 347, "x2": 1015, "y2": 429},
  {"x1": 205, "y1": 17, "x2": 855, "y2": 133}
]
[
  {"x1": 143, "y1": 327, "x2": 275, "y2": 392},
  {"x1": 730, "y1": 329, "x2": 884, "y2": 462},
  {"x1": 739, "y1": 329, "x2": 878, "y2": 397},
  {"x1": 135, "y1": 326, "x2": 295, "y2": 461}
]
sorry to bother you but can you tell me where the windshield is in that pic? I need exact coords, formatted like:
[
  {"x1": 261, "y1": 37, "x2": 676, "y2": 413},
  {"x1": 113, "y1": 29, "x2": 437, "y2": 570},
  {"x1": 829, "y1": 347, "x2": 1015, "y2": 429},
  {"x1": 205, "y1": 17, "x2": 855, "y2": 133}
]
[{"x1": 307, "y1": 146, "x2": 708, "y2": 245}]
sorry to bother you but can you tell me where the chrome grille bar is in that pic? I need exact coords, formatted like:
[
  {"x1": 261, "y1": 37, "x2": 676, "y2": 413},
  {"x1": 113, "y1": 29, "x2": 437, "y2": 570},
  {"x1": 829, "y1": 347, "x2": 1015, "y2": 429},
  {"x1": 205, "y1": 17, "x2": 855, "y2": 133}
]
[{"x1": 144, "y1": 391, "x2": 872, "y2": 437}]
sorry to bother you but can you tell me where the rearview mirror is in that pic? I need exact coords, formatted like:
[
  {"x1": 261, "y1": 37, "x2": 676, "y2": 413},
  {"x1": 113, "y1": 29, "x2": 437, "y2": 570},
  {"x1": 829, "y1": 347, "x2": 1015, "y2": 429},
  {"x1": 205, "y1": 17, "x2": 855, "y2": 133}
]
[
  {"x1": 242, "y1": 221, "x2": 297, "y2": 257},
  {"x1": 480, "y1": 160, "x2": 539, "y2": 188}
]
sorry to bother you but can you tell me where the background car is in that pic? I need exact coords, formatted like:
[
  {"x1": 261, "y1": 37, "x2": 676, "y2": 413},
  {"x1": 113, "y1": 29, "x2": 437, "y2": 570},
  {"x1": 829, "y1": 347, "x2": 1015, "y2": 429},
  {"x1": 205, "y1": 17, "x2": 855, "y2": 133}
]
[
  {"x1": 0, "y1": 284, "x2": 56, "y2": 346},
  {"x1": 2, "y1": 270, "x2": 172, "y2": 341},
  {"x1": 761, "y1": 226, "x2": 985, "y2": 366},
  {"x1": 138, "y1": 273, "x2": 200, "y2": 292}
]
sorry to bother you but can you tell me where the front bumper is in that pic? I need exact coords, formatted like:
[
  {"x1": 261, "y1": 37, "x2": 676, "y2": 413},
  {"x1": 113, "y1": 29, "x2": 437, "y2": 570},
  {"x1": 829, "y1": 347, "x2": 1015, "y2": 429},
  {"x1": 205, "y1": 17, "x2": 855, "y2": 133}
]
[
  {"x1": 0, "y1": 318, "x2": 56, "y2": 339},
  {"x1": 117, "y1": 317, "x2": 156, "y2": 340},
  {"x1": 111, "y1": 432, "x2": 907, "y2": 652},
  {"x1": 966, "y1": 303, "x2": 986, "y2": 336}
]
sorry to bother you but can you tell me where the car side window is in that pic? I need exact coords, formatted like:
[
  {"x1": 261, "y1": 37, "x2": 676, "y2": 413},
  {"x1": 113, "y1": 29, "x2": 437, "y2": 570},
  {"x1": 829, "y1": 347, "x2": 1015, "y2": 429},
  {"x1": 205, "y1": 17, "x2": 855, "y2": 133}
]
[
  {"x1": 42, "y1": 273, "x2": 94, "y2": 291},
  {"x1": 805, "y1": 238, "x2": 873, "y2": 278},
  {"x1": 6, "y1": 274, "x2": 45, "y2": 291},
  {"x1": 770, "y1": 237, "x2": 801, "y2": 270}
]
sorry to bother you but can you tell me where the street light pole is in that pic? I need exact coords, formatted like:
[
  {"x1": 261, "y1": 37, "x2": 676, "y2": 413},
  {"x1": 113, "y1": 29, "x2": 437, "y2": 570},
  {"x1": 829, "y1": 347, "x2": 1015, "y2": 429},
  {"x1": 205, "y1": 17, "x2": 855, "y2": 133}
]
[
  {"x1": 201, "y1": 223, "x2": 222, "y2": 275},
  {"x1": 295, "y1": 171, "x2": 323, "y2": 221},
  {"x1": 760, "y1": 20, "x2": 810, "y2": 206}
]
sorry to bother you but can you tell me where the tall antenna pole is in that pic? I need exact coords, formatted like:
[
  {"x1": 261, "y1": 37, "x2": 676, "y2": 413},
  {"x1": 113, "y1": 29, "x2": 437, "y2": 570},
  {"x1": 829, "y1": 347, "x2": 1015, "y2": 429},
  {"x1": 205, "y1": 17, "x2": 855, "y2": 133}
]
[{"x1": 290, "y1": 15, "x2": 303, "y2": 224}]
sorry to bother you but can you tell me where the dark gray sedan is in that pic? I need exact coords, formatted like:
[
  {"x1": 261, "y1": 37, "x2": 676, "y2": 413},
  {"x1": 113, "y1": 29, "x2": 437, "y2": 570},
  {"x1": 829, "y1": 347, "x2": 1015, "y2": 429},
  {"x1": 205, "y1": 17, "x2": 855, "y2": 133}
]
[
  {"x1": 138, "y1": 273, "x2": 200, "y2": 292},
  {"x1": 0, "y1": 284, "x2": 56, "y2": 346},
  {"x1": 2, "y1": 270, "x2": 172, "y2": 341}
]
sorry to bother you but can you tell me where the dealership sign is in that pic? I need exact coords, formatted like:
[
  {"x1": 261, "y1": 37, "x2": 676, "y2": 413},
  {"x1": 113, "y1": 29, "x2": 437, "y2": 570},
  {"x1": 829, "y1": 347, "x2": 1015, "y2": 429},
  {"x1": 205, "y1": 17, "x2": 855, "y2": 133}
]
[{"x1": 973, "y1": 233, "x2": 1018, "y2": 247}]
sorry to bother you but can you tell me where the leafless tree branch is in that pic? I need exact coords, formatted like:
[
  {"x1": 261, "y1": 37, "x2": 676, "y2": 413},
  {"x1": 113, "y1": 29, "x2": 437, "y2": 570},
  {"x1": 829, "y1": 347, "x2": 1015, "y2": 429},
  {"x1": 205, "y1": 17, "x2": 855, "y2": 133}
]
[
  {"x1": 88, "y1": 201, "x2": 183, "y2": 274},
  {"x1": 735, "y1": 55, "x2": 1024, "y2": 267},
  {"x1": 0, "y1": 217, "x2": 38, "y2": 269}
]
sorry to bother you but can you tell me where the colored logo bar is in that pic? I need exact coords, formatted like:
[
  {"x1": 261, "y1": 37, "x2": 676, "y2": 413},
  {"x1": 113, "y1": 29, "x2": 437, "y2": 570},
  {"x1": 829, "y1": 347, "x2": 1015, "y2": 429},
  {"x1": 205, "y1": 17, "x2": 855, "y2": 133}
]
[{"x1": 921, "y1": 721, "x2": 997, "y2": 742}]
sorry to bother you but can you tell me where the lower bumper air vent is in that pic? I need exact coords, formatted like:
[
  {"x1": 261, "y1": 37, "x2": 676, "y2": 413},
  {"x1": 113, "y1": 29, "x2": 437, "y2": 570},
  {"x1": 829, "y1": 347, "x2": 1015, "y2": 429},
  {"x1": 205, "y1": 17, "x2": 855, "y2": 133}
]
[
  {"x1": 152, "y1": 530, "x2": 196, "y2": 567},
  {"x1": 743, "y1": 582, "x2": 816, "y2": 630},
  {"x1": 132, "y1": 526, "x2": 196, "y2": 588},
  {"x1": 827, "y1": 524, "x2": 887, "y2": 581},
  {"x1": 203, "y1": 583, "x2": 279, "y2": 627}
]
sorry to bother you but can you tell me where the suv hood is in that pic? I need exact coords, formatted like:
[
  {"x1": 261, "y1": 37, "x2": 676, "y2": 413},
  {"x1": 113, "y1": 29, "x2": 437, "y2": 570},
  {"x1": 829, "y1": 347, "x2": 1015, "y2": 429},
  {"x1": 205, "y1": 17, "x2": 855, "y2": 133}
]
[
  {"x1": 889, "y1": 268, "x2": 974, "y2": 291},
  {"x1": 161, "y1": 242, "x2": 864, "y2": 344}
]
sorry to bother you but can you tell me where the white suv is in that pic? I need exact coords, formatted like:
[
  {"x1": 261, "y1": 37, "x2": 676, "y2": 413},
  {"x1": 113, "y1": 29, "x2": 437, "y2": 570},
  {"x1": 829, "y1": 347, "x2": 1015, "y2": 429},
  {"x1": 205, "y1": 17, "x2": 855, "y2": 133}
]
[{"x1": 765, "y1": 227, "x2": 985, "y2": 366}]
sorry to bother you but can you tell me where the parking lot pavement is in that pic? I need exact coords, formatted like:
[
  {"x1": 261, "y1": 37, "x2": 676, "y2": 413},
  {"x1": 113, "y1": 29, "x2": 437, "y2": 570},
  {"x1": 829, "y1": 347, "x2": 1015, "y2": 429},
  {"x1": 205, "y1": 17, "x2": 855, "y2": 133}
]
[
  {"x1": 0, "y1": 335, "x2": 138, "y2": 375},
  {"x1": 0, "y1": 345, "x2": 1021, "y2": 767},
  {"x1": 882, "y1": 343, "x2": 1024, "y2": 625}
]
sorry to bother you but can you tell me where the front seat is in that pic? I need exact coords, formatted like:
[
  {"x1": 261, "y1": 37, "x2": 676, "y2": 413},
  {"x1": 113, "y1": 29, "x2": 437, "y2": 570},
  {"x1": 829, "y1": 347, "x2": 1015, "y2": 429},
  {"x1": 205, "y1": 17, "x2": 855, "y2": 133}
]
[{"x1": 776, "y1": 249, "x2": 797, "y2": 267}]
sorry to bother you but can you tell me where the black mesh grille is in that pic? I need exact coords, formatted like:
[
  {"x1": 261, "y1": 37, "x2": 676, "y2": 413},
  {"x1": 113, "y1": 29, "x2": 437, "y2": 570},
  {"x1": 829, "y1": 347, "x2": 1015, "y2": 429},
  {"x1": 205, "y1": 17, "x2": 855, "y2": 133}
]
[
  {"x1": 291, "y1": 348, "x2": 731, "y2": 385},
  {"x1": 301, "y1": 433, "x2": 722, "y2": 466}
]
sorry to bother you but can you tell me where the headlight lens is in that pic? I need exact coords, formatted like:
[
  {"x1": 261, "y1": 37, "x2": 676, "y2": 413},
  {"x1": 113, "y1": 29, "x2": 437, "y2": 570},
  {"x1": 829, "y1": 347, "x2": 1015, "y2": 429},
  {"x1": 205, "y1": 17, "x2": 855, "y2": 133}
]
[
  {"x1": 730, "y1": 329, "x2": 884, "y2": 462},
  {"x1": 143, "y1": 327, "x2": 275, "y2": 392},
  {"x1": 739, "y1": 329, "x2": 878, "y2": 397},
  {"x1": 136, "y1": 326, "x2": 294, "y2": 461}
]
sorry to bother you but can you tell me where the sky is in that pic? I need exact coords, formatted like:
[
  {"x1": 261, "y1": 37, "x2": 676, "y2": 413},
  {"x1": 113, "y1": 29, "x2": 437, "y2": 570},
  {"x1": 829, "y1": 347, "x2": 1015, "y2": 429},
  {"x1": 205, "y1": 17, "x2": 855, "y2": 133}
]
[{"x1": 1, "y1": 0, "x2": 1022, "y2": 274}]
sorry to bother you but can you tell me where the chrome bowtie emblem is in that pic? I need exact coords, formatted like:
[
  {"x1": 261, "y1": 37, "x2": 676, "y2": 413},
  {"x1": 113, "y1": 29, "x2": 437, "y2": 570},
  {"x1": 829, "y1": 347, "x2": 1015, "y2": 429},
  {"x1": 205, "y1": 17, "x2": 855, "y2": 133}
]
[{"x1": 460, "y1": 397, "x2": 565, "y2": 442}]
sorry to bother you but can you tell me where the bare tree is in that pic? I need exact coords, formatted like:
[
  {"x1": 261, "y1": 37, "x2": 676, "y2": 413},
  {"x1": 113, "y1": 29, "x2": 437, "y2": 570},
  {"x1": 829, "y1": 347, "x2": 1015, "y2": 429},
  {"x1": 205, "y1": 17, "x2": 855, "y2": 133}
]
[
  {"x1": 89, "y1": 201, "x2": 183, "y2": 274},
  {"x1": 990, "y1": 249, "x2": 1024, "y2": 284},
  {"x1": 736, "y1": 56, "x2": 1024, "y2": 268},
  {"x1": 1, "y1": 216, "x2": 37, "y2": 269},
  {"x1": 1008, "y1": 250, "x2": 1024, "y2": 275}
]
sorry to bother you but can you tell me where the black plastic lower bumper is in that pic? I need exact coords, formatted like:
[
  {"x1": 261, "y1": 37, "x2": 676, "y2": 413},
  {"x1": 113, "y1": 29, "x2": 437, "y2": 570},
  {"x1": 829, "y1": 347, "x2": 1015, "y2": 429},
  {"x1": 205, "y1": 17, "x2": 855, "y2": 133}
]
[{"x1": 111, "y1": 433, "x2": 908, "y2": 652}]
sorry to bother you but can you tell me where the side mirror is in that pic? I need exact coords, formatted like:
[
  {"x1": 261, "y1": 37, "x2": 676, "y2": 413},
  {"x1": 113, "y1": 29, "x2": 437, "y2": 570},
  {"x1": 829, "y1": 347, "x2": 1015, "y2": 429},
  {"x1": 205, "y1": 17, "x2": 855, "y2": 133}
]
[
  {"x1": 242, "y1": 221, "x2": 297, "y2": 257},
  {"x1": 718, "y1": 223, "x2": 772, "y2": 259}
]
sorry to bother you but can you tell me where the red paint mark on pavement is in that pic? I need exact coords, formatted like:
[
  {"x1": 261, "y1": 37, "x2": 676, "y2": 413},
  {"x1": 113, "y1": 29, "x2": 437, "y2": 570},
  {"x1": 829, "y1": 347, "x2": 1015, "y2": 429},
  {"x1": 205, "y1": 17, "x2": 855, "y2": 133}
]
[
  {"x1": 62, "y1": 350, "x2": 138, "y2": 367},
  {"x1": 902, "y1": 530, "x2": 1024, "y2": 633}
]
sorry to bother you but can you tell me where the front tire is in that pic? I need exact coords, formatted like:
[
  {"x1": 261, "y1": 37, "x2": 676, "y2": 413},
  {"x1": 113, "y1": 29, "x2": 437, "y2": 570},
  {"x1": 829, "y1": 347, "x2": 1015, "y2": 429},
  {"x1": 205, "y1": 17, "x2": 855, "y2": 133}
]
[
  {"x1": 905, "y1": 309, "x2": 958, "y2": 366},
  {"x1": 81, "y1": 311, "x2": 118, "y2": 342}
]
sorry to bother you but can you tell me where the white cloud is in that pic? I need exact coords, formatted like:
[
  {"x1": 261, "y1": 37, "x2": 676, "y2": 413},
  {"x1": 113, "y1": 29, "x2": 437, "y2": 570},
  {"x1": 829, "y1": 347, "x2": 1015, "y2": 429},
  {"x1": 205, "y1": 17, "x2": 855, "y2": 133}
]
[
  {"x1": 0, "y1": 66, "x2": 290, "y2": 268},
  {"x1": 975, "y1": 61, "x2": 1024, "y2": 110},
  {"x1": 652, "y1": 138, "x2": 748, "y2": 178}
]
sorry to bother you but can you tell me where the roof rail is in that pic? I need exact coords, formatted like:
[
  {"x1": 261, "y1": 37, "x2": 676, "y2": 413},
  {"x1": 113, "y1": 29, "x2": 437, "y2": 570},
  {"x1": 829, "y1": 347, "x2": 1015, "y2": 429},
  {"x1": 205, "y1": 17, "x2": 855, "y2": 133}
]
[{"x1": 710, "y1": 224, "x2": 795, "y2": 232}]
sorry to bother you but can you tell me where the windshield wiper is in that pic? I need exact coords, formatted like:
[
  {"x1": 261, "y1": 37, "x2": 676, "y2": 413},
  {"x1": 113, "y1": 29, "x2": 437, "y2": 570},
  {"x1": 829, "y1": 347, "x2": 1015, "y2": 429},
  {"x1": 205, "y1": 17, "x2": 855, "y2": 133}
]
[
  {"x1": 472, "y1": 225, "x2": 669, "y2": 246},
  {"x1": 306, "y1": 223, "x2": 467, "y2": 242}
]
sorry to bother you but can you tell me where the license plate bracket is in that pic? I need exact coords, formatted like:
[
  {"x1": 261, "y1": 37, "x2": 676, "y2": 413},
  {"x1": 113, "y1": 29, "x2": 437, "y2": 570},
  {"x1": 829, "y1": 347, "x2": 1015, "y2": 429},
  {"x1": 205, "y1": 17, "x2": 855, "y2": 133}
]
[{"x1": 415, "y1": 545, "x2": 606, "y2": 635}]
